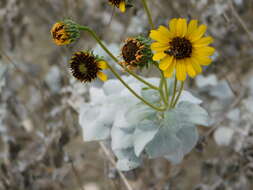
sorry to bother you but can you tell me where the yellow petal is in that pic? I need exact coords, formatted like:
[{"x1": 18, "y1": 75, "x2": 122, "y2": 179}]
[
  {"x1": 97, "y1": 60, "x2": 108, "y2": 69},
  {"x1": 119, "y1": 1, "x2": 126, "y2": 13},
  {"x1": 149, "y1": 30, "x2": 170, "y2": 43},
  {"x1": 159, "y1": 56, "x2": 173, "y2": 71},
  {"x1": 176, "y1": 60, "x2": 187, "y2": 81},
  {"x1": 176, "y1": 18, "x2": 187, "y2": 37},
  {"x1": 97, "y1": 71, "x2": 107, "y2": 81},
  {"x1": 168, "y1": 18, "x2": 178, "y2": 35},
  {"x1": 186, "y1": 20, "x2": 198, "y2": 37},
  {"x1": 150, "y1": 42, "x2": 168, "y2": 52},
  {"x1": 194, "y1": 56, "x2": 212, "y2": 66},
  {"x1": 158, "y1": 25, "x2": 173, "y2": 39},
  {"x1": 194, "y1": 46, "x2": 215, "y2": 56},
  {"x1": 153, "y1": 52, "x2": 166, "y2": 61},
  {"x1": 189, "y1": 24, "x2": 207, "y2": 42},
  {"x1": 193, "y1": 36, "x2": 214, "y2": 47},
  {"x1": 191, "y1": 58, "x2": 202, "y2": 74},
  {"x1": 186, "y1": 59, "x2": 196, "y2": 78},
  {"x1": 164, "y1": 60, "x2": 176, "y2": 78}
]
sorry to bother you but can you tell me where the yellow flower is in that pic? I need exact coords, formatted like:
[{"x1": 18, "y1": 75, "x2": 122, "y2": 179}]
[
  {"x1": 150, "y1": 18, "x2": 215, "y2": 81},
  {"x1": 108, "y1": 0, "x2": 126, "y2": 13},
  {"x1": 69, "y1": 51, "x2": 108, "y2": 83},
  {"x1": 51, "y1": 20, "x2": 80, "y2": 46}
]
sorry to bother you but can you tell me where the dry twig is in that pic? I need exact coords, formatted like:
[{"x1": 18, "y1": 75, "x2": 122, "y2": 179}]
[{"x1": 99, "y1": 142, "x2": 134, "y2": 190}]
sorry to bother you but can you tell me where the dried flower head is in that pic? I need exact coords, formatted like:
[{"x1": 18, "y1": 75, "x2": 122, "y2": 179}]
[
  {"x1": 69, "y1": 51, "x2": 108, "y2": 83},
  {"x1": 150, "y1": 18, "x2": 215, "y2": 81},
  {"x1": 120, "y1": 36, "x2": 155, "y2": 70},
  {"x1": 51, "y1": 19, "x2": 80, "y2": 46}
]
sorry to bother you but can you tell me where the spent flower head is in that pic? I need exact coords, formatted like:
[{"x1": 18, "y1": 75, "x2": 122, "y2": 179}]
[
  {"x1": 150, "y1": 18, "x2": 215, "y2": 81},
  {"x1": 120, "y1": 36, "x2": 155, "y2": 70},
  {"x1": 51, "y1": 19, "x2": 80, "y2": 46},
  {"x1": 69, "y1": 51, "x2": 108, "y2": 83}
]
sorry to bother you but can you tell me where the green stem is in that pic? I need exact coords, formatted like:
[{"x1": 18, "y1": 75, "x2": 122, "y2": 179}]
[
  {"x1": 169, "y1": 77, "x2": 178, "y2": 108},
  {"x1": 161, "y1": 73, "x2": 169, "y2": 104},
  {"x1": 79, "y1": 26, "x2": 118, "y2": 62},
  {"x1": 141, "y1": 0, "x2": 154, "y2": 29},
  {"x1": 164, "y1": 78, "x2": 169, "y2": 105},
  {"x1": 78, "y1": 26, "x2": 158, "y2": 90},
  {"x1": 172, "y1": 81, "x2": 184, "y2": 108},
  {"x1": 159, "y1": 77, "x2": 167, "y2": 106},
  {"x1": 126, "y1": 68, "x2": 159, "y2": 90},
  {"x1": 78, "y1": 26, "x2": 165, "y2": 111}
]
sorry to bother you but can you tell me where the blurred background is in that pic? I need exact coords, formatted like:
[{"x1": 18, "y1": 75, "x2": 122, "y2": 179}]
[{"x1": 0, "y1": 0, "x2": 253, "y2": 189}]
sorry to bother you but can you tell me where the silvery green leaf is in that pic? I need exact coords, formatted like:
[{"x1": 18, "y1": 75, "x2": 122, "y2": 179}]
[
  {"x1": 176, "y1": 101, "x2": 210, "y2": 126},
  {"x1": 145, "y1": 126, "x2": 182, "y2": 158},
  {"x1": 163, "y1": 109, "x2": 186, "y2": 132},
  {"x1": 79, "y1": 104, "x2": 112, "y2": 141},
  {"x1": 89, "y1": 87, "x2": 106, "y2": 105},
  {"x1": 164, "y1": 149, "x2": 184, "y2": 164},
  {"x1": 120, "y1": 82, "x2": 142, "y2": 96},
  {"x1": 114, "y1": 148, "x2": 142, "y2": 171},
  {"x1": 82, "y1": 120, "x2": 111, "y2": 141},
  {"x1": 113, "y1": 109, "x2": 130, "y2": 129},
  {"x1": 103, "y1": 79, "x2": 124, "y2": 95},
  {"x1": 125, "y1": 104, "x2": 156, "y2": 126},
  {"x1": 179, "y1": 91, "x2": 202, "y2": 104},
  {"x1": 116, "y1": 159, "x2": 141, "y2": 171},
  {"x1": 79, "y1": 104, "x2": 100, "y2": 126},
  {"x1": 176, "y1": 126, "x2": 199, "y2": 154},
  {"x1": 141, "y1": 88, "x2": 160, "y2": 104},
  {"x1": 146, "y1": 77, "x2": 160, "y2": 86},
  {"x1": 98, "y1": 104, "x2": 118, "y2": 125},
  {"x1": 111, "y1": 126, "x2": 134, "y2": 150},
  {"x1": 133, "y1": 119, "x2": 159, "y2": 156}
]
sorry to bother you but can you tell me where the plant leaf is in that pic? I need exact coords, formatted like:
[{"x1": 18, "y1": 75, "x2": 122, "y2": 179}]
[
  {"x1": 145, "y1": 126, "x2": 182, "y2": 158},
  {"x1": 114, "y1": 148, "x2": 142, "y2": 171},
  {"x1": 133, "y1": 120, "x2": 159, "y2": 156}
]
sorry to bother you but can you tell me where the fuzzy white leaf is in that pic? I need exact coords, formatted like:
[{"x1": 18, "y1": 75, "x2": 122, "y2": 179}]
[
  {"x1": 125, "y1": 104, "x2": 156, "y2": 126},
  {"x1": 141, "y1": 88, "x2": 160, "y2": 103},
  {"x1": 176, "y1": 126, "x2": 199, "y2": 154},
  {"x1": 133, "y1": 120, "x2": 159, "y2": 156},
  {"x1": 146, "y1": 126, "x2": 182, "y2": 158},
  {"x1": 111, "y1": 126, "x2": 134, "y2": 150},
  {"x1": 103, "y1": 79, "x2": 124, "y2": 95},
  {"x1": 178, "y1": 91, "x2": 202, "y2": 104},
  {"x1": 79, "y1": 104, "x2": 114, "y2": 141},
  {"x1": 114, "y1": 148, "x2": 142, "y2": 171},
  {"x1": 175, "y1": 101, "x2": 210, "y2": 127},
  {"x1": 82, "y1": 121, "x2": 111, "y2": 141}
]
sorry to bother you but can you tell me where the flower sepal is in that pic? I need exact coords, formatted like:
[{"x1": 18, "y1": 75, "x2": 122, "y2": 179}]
[
  {"x1": 51, "y1": 19, "x2": 80, "y2": 46},
  {"x1": 120, "y1": 35, "x2": 156, "y2": 70}
]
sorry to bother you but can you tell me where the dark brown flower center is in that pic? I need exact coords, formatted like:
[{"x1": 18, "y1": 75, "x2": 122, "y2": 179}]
[
  {"x1": 165, "y1": 37, "x2": 192, "y2": 59},
  {"x1": 69, "y1": 52, "x2": 100, "y2": 83},
  {"x1": 122, "y1": 40, "x2": 139, "y2": 63}
]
